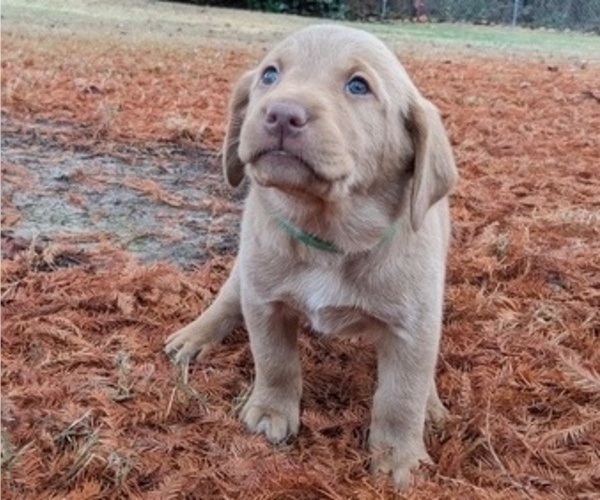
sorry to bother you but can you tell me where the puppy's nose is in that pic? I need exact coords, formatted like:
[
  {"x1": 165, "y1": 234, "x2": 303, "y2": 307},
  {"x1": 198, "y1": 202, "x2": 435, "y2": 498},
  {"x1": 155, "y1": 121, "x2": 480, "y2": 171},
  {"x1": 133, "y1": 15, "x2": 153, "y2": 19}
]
[{"x1": 264, "y1": 101, "x2": 308, "y2": 138}]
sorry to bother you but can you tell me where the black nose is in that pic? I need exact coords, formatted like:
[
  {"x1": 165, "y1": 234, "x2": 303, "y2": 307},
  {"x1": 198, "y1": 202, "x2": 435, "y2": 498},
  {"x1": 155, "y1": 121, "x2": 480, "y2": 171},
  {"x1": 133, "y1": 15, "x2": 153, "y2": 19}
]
[{"x1": 264, "y1": 101, "x2": 308, "y2": 138}]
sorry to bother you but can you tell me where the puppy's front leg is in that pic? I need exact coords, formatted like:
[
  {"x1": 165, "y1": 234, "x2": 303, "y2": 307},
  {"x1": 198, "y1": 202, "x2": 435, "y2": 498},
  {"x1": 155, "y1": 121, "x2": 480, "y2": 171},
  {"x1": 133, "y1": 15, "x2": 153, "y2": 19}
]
[
  {"x1": 241, "y1": 301, "x2": 301, "y2": 444},
  {"x1": 370, "y1": 328, "x2": 440, "y2": 489},
  {"x1": 164, "y1": 260, "x2": 243, "y2": 367}
]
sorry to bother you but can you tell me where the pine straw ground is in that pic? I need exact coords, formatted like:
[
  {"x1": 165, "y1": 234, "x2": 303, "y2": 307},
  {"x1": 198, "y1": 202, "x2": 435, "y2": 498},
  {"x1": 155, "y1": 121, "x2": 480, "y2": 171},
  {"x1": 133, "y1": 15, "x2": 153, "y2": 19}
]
[{"x1": 2, "y1": 24, "x2": 600, "y2": 500}]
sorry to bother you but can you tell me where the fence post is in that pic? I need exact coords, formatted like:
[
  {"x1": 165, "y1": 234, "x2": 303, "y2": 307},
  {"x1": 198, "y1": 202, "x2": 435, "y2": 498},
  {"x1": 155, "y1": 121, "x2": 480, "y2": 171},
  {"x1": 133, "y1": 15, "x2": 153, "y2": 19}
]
[
  {"x1": 511, "y1": 0, "x2": 521, "y2": 26},
  {"x1": 380, "y1": 0, "x2": 388, "y2": 20}
]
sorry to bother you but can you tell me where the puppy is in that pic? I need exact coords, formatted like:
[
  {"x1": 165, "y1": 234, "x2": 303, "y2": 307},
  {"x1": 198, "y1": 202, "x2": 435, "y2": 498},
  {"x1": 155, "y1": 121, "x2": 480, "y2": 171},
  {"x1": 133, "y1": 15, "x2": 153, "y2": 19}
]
[{"x1": 165, "y1": 24, "x2": 457, "y2": 488}]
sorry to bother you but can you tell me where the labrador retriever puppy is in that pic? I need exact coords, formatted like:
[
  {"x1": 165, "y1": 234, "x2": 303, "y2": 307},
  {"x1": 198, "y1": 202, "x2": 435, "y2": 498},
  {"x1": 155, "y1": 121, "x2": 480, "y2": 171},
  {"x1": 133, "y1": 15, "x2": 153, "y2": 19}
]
[{"x1": 165, "y1": 24, "x2": 457, "y2": 488}]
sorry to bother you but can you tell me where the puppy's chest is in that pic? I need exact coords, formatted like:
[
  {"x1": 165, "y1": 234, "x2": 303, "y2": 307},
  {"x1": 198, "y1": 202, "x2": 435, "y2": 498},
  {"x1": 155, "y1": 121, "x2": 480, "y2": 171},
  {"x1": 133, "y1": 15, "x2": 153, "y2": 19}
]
[{"x1": 275, "y1": 268, "x2": 388, "y2": 336}]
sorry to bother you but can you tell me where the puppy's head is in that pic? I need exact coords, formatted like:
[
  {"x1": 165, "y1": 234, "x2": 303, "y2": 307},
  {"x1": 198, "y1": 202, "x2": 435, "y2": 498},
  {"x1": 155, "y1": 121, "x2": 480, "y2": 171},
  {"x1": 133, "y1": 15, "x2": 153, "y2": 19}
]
[{"x1": 223, "y1": 25, "x2": 457, "y2": 231}]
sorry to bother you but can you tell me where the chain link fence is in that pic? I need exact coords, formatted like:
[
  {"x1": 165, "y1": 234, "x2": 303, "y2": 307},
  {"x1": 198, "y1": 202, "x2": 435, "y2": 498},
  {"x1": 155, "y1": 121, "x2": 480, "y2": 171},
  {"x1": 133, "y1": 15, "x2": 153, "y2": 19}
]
[
  {"x1": 186, "y1": 1, "x2": 600, "y2": 31},
  {"x1": 369, "y1": 0, "x2": 600, "y2": 31}
]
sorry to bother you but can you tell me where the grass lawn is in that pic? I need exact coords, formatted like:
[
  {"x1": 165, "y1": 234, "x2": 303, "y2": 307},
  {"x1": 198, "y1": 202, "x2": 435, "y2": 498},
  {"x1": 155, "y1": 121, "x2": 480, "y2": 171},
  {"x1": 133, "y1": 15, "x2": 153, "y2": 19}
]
[{"x1": 3, "y1": 0, "x2": 600, "y2": 60}]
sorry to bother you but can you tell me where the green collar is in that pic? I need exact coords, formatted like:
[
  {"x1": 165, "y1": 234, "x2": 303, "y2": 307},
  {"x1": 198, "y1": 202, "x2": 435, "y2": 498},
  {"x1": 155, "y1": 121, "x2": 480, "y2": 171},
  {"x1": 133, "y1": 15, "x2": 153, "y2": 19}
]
[
  {"x1": 275, "y1": 216, "x2": 399, "y2": 255},
  {"x1": 275, "y1": 216, "x2": 341, "y2": 254}
]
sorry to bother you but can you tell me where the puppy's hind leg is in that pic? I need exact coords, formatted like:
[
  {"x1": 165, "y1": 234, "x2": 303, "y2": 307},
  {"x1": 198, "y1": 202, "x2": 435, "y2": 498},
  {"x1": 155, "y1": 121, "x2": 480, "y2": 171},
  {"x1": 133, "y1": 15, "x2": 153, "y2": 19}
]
[
  {"x1": 164, "y1": 259, "x2": 243, "y2": 368},
  {"x1": 426, "y1": 378, "x2": 448, "y2": 435}
]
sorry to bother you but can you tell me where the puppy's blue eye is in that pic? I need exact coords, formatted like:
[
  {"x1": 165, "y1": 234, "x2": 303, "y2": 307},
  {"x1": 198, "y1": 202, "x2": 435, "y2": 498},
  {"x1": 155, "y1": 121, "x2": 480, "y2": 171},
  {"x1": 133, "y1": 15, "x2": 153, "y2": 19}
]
[
  {"x1": 346, "y1": 76, "x2": 370, "y2": 95},
  {"x1": 261, "y1": 66, "x2": 279, "y2": 86}
]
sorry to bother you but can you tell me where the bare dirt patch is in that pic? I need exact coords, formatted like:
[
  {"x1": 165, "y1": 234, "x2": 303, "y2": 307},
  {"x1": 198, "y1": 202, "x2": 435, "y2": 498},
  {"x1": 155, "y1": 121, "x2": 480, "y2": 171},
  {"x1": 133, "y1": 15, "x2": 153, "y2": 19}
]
[
  {"x1": 2, "y1": 1, "x2": 600, "y2": 498},
  {"x1": 2, "y1": 119, "x2": 243, "y2": 267}
]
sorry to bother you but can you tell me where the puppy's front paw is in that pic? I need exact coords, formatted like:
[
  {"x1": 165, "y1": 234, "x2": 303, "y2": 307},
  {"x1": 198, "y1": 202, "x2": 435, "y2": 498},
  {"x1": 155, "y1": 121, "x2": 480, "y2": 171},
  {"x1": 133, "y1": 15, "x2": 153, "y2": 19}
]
[
  {"x1": 241, "y1": 396, "x2": 300, "y2": 444},
  {"x1": 370, "y1": 430, "x2": 431, "y2": 490},
  {"x1": 164, "y1": 323, "x2": 214, "y2": 367}
]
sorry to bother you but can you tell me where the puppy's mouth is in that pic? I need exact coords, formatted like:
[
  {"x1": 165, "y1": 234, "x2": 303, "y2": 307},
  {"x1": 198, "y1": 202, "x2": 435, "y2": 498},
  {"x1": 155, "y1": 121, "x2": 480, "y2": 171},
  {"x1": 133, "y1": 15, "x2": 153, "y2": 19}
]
[
  {"x1": 254, "y1": 149, "x2": 317, "y2": 175},
  {"x1": 247, "y1": 148, "x2": 342, "y2": 195}
]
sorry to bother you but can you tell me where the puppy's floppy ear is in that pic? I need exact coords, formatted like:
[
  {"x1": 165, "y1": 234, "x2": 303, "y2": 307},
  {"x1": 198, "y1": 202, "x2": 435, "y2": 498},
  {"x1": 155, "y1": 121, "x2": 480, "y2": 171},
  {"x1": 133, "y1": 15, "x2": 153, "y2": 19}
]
[
  {"x1": 223, "y1": 70, "x2": 255, "y2": 187},
  {"x1": 407, "y1": 96, "x2": 458, "y2": 231}
]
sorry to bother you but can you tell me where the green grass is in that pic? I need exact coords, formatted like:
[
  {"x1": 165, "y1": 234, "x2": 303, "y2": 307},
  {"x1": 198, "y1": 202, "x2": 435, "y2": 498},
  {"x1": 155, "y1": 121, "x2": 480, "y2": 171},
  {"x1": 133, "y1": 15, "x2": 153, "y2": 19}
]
[
  {"x1": 3, "y1": 0, "x2": 599, "y2": 60},
  {"x1": 364, "y1": 21, "x2": 600, "y2": 59}
]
